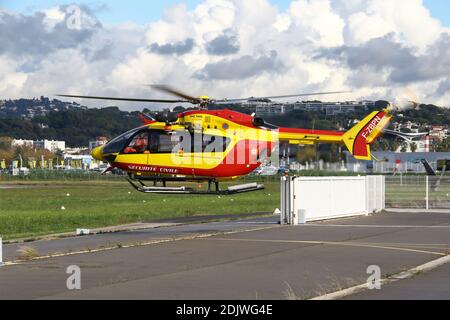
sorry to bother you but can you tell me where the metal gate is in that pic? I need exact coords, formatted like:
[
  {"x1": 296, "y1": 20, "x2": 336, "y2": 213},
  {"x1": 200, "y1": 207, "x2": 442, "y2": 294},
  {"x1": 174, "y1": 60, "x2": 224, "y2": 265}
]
[{"x1": 281, "y1": 176, "x2": 385, "y2": 224}]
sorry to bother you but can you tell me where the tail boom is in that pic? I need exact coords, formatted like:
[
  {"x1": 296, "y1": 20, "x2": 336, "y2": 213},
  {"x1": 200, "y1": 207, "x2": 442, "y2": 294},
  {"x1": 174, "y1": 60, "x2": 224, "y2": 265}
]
[
  {"x1": 278, "y1": 128, "x2": 343, "y2": 145},
  {"x1": 277, "y1": 109, "x2": 392, "y2": 161}
]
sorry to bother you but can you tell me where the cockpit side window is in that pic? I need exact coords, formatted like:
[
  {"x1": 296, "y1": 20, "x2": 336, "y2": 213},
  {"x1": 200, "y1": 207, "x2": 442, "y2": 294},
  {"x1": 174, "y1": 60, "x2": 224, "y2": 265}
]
[{"x1": 122, "y1": 132, "x2": 149, "y2": 154}]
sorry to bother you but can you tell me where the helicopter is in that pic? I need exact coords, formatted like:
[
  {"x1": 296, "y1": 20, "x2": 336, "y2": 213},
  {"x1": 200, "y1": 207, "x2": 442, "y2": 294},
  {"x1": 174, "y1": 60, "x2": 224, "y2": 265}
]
[{"x1": 58, "y1": 86, "x2": 394, "y2": 195}]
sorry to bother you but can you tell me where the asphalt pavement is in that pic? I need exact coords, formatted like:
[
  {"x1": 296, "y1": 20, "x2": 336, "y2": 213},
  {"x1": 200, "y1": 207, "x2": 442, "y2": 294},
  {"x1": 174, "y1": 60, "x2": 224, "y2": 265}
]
[{"x1": 0, "y1": 211, "x2": 449, "y2": 300}]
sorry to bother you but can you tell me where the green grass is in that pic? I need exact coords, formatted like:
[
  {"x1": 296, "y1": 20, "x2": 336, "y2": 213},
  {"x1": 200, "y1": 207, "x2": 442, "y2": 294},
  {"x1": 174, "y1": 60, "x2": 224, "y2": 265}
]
[
  {"x1": 3, "y1": 173, "x2": 447, "y2": 240},
  {"x1": 0, "y1": 179, "x2": 280, "y2": 240}
]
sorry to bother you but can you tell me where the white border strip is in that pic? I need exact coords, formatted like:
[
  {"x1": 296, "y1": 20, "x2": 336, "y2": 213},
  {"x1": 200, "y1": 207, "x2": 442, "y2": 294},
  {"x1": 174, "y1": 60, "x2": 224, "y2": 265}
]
[{"x1": 310, "y1": 255, "x2": 450, "y2": 300}]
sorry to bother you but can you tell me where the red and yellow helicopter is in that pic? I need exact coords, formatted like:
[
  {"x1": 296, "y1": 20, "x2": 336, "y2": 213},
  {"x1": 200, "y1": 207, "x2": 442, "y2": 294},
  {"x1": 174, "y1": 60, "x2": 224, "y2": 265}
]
[{"x1": 59, "y1": 86, "x2": 394, "y2": 195}]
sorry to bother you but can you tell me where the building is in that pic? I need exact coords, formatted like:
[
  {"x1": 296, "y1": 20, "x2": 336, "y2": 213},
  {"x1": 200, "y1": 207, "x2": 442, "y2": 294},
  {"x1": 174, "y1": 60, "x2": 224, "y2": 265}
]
[
  {"x1": 395, "y1": 136, "x2": 431, "y2": 153},
  {"x1": 63, "y1": 154, "x2": 103, "y2": 170},
  {"x1": 11, "y1": 138, "x2": 66, "y2": 153},
  {"x1": 253, "y1": 104, "x2": 286, "y2": 116},
  {"x1": 429, "y1": 126, "x2": 448, "y2": 141},
  {"x1": 34, "y1": 140, "x2": 66, "y2": 153},
  {"x1": 255, "y1": 100, "x2": 375, "y2": 116},
  {"x1": 11, "y1": 139, "x2": 34, "y2": 148},
  {"x1": 65, "y1": 147, "x2": 90, "y2": 155},
  {"x1": 89, "y1": 136, "x2": 109, "y2": 151},
  {"x1": 414, "y1": 136, "x2": 431, "y2": 153}
]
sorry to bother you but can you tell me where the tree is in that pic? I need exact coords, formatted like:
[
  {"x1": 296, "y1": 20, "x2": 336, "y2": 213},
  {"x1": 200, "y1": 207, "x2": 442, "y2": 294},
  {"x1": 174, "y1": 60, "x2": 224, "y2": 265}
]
[
  {"x1": 400, "y1": 143, "x2": 408, "y2": 153},
  {"x1": 379, "y1": 138, "x2": 390, "y2": 151},
  {"x1": 410, "y1": 142, "x2": 418, "y2": 153},
  {"x1": 296, "y1": 145, "x2": 317, "y2": 164},
  {"x1": 371, "y1": 140, "x2": 380, "y2": 151},
  {"x1": 434, "y1": 138, "x2": 450, "y2": 152},
  {"x1": 0, "y1": 137, "x2": 13, "y2": 150},
  {"x1": 389, "y1": 139, "x2": 400, "y2": 152}
]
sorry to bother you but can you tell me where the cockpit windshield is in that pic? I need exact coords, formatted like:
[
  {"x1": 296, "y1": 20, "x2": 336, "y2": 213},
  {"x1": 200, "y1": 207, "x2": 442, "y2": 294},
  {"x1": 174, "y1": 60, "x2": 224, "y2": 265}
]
[{"x1": 102, "y1": 126, "x2": 145, "y2": 154}]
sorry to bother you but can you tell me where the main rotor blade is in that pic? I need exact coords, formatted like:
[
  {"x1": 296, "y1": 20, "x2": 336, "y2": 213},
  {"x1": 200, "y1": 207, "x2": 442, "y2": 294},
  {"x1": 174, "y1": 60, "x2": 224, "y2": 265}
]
[
  {"x1": 149, "y1": 85, "x2": 200, "y2": 103},
  {"x1": 215, "y1": 91, "x2": 352, "y2": 103},
  {"x1": 57, "y1": 94, "x2": 191, "y2": 104}
]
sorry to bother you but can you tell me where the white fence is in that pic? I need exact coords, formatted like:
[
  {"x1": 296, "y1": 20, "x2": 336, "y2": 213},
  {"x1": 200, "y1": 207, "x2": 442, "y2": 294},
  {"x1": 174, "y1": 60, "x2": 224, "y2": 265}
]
[
  {"x1": 366, "y1": 176, "x2": 385, "y2": 214},
  {"x1": 281, "y1": 176, "x2": 385, "y2": 224}
]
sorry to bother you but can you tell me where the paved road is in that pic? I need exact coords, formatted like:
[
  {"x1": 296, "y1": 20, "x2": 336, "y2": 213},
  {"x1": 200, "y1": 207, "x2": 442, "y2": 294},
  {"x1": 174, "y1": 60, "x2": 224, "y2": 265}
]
[
  {"x1": 346, "y1": 262, "x2": 450, "y2": 300},
  {"x1": 1, "y1": 216, "x2": 275, "y2": 261},
  {"x1": 0, "y1": 212, "x2": 449, "y2": 300}
]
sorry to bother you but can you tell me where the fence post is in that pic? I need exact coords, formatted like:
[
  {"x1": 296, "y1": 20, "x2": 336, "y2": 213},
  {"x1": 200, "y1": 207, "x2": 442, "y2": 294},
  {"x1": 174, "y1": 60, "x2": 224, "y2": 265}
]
[
  {"x1": 426, "y1": 176, "x2": 429, "y2": 211},
  {"x1": 280, "y1": 176, "x2": 289, "y2": 225}
]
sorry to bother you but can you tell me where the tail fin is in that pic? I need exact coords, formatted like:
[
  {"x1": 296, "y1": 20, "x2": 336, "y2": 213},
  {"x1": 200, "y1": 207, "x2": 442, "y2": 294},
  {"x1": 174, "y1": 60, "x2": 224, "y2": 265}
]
[{"x1": 343, "y1": 111, "x2": 392, "y2": 161}]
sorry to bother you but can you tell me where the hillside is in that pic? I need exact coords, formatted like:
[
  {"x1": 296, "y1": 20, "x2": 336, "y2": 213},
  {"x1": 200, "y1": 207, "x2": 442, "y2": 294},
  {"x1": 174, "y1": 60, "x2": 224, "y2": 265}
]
[
  {"x1": 0, "y1": 97, "x2": 449, "y2": 148},
  {"x1": 0, "y1": 104, "x2": 141, "y2": 147}
]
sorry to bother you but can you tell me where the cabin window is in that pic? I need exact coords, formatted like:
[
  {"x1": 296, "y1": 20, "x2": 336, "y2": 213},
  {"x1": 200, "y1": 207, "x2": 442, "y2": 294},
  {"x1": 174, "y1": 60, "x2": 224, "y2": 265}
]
[
  {"x1": 148, "y1": 131, "x2": 190, "y2": 154},
  {"x1": 157, "y1": 133, "x2": 180, "y2": 153}
]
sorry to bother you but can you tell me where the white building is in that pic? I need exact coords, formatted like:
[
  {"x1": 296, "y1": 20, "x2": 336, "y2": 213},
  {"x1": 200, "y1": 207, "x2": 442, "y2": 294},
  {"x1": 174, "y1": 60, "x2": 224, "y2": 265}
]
[
  {"x1": 11, "y1": 139, "x2": 34, "y2": 148},
  {"x1": 429, "y1": 126, "x2": 448, "y2": 141},
  {"x1": 34, "y1": 140, "x2": 66, "y2": 153},
  {"x1": 415, "y1": 136, "x2": 431, "y2": 153},
  {"x1": 89, "y1": 136, "x2": 109, "y2": 151},
  {"x1": 65, "y1": 147, "x2": 90, "y2": 155},
  {"x1": 395, "y1": 136, "x2": 431, "y2": 153},
  {"x1": 63, "y1": 154, "x2": 102, "y2": 170},
  {"x1": 256, "y1": 101, "x2": 375, "y2": 116},
  {"x1": 253, "y1": 104, "x2": 286, "y2": 116}
]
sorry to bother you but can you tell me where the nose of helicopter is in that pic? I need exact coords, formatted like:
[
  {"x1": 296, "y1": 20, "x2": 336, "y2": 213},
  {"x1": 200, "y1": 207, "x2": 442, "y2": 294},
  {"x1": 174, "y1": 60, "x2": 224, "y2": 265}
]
[{"x1": 91, "y1": 146, "x2": 104, "y2": 161}]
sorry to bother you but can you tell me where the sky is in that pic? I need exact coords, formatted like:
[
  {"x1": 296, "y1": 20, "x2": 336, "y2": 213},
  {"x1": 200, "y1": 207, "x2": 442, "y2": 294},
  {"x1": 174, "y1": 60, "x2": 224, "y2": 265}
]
[
  {"x1": 1, "y1": 0, "x2": 449, "y2": 25},
  {"x1": 0, "y1": 0, "x2": 449, "y2": 110}
]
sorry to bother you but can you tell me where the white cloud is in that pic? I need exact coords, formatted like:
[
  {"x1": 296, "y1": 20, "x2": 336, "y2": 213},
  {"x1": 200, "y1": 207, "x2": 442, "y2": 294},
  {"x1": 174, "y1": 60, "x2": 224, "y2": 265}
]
[
  {"x1": 289, "y1": 0, "x2": 345, "y2": 47},
  {"x1": 342, "y1": 0, "x2": 442, "y2": 49},
  {"x1": 0, "y1": 0, "x2": 449, "y2": 110},
  {"x1": 41, "y1": 7, "x2": 66, "y2": 30}
]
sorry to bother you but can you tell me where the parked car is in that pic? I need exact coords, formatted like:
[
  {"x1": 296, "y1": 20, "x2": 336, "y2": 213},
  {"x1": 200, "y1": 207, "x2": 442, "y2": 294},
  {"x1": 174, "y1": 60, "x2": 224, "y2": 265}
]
[{"x1": 278, "y1": 167, "x2": 290, "y2": 175}]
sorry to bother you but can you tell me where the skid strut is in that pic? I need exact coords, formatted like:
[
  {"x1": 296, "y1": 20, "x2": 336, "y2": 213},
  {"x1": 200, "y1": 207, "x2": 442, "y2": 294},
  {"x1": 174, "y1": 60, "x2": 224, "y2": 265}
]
[{"x1": 127, "y1": 178, "x2": 264, "y2": 195}]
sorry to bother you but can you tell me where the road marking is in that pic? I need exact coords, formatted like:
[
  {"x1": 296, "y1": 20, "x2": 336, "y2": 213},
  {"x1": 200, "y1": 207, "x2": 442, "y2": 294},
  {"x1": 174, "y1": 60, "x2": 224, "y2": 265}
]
[
  {"x1": 206, "y1": 238, "x2": 447, "y2": 256},
  {"x1": 310, "y1": 254, "x2": 450, "y2": 300},
  {"x1": 235, "y1": 222, "x2": 276, "y2": 225},
  {"x1": 303, "y1": 224, "x2": 450, "y2": 229},
  {"x1": 1, "y1": 226, "x2": 280, "y2": 267},
  {"x1": 335, "y1": 242, "x2": 450, "y2": 250}
]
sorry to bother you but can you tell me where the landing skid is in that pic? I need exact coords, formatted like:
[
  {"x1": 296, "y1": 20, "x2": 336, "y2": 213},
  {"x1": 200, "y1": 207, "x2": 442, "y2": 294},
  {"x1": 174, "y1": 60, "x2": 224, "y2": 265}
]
[{"x1": 126, "y1": 178, "x2": 264, "y2": 195}]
